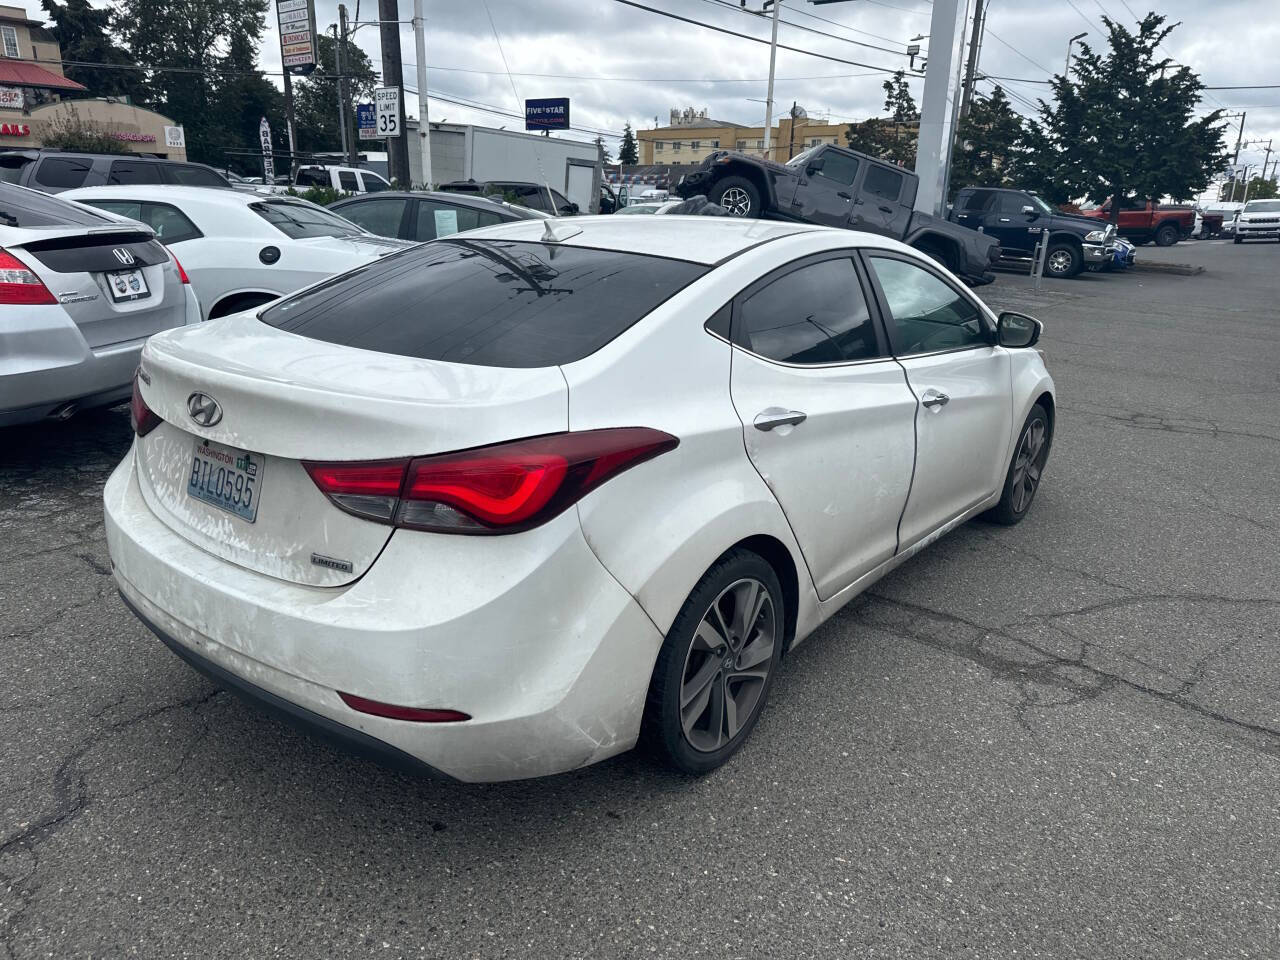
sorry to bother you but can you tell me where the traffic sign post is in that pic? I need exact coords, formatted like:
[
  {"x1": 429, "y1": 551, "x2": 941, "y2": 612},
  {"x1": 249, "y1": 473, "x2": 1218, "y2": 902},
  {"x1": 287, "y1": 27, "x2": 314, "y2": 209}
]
[{"x1": 375, "y1": 87, "x2": 401, "y2": 139}]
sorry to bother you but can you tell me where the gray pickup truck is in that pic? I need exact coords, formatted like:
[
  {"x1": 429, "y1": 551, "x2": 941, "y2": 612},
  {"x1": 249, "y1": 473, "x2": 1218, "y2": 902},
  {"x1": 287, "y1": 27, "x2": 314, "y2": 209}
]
[{"x1": 673, "y1": 143, "x2": 1000, "y2": 286}]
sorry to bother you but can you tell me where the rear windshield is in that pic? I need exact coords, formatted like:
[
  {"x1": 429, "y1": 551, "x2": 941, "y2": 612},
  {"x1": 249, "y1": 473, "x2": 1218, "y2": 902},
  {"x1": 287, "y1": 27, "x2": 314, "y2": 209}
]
[
  {"x1": 259, "y1": 239, "x2": 707, "y2": 367},
  {"x1": 250, "y1": 198, "x2": 364, "y2": 238},
  {"x1": 0, "y1": 183, "x2": 110, "y2": 227}
]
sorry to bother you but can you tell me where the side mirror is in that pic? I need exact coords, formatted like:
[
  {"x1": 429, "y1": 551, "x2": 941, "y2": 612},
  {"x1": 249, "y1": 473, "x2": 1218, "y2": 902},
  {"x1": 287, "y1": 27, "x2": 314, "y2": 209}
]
[
  {"x1": 1020, "y1": 204, "x2": 1037, "y2": 217},
  {"x1": 564, "y1": 202, "x2": 580, "y2": 215},
  {"x1": 998, "y1": 311, "x2": 1042, "y2": 348},
  {"x1": 805, "y1": 156, "x2": 825, "y2": 175}
]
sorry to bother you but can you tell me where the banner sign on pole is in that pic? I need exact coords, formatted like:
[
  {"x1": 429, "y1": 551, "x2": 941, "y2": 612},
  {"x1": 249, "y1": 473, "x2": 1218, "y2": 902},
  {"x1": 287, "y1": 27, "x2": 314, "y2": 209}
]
[
  {"x1": 259, "y1": 117, "x2": 275, "y2": 182},
  {"x1": 525, "y1": 97, "x2": 570, "y2": 131},
  {"x1": 375, "y1": 87, "x2": 401, "y2": 138},
  {"x1": 277, "y1": 0, "x2": 318, "y2": 75},
  {"x1": 356, "y1": 103, "x2": 377, "y2": 140}
]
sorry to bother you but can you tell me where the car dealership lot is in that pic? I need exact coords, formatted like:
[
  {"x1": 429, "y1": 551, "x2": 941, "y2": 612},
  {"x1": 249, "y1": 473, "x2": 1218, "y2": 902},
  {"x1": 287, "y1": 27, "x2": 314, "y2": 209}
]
[{"x1": 2, "y1": 240, "x2": 1277, "y2": 958}]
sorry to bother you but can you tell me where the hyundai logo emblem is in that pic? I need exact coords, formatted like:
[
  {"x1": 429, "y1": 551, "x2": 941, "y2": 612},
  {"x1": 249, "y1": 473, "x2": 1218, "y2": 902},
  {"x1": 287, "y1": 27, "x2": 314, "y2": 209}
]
[
  {"x1": 112, "y1": 247, "x2": 136, "y2": 266},
  {"x1": 186, "y1": 392, "x2": 223, "y2": 427}
]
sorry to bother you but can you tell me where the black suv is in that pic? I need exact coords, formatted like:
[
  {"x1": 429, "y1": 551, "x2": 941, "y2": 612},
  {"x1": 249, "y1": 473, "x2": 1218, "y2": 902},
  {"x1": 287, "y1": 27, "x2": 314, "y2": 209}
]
[
  {"x1": 0, "y1": 149, "x2": 231, "y2": 195},
  {"x1": 950, "y1": 187, "x2": 1117, "y2": 279},
  {"x1": 673, "y1": 143, "x2": 999, "y2": 286}
]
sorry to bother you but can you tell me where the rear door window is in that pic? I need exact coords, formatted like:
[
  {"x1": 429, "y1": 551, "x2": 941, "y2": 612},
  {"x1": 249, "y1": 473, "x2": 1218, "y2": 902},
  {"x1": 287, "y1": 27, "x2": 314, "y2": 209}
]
[
  {"x1": 413, "y1": 200, "x2": 499, "y2": 240},
  {"x1": 34, "y1": 156, "x2": 93, "y2": 189},
  {"x1": 338, "y1": 170, "x2": 359, "y2": 192},
  {"x1": 335, "y1": 197, "x2": 408, "y2": 237},
  {"x1": 259, "y1": 240, "x2": 708, "y2": 367},
  {"x1": 76, "y1": 199, "x2": 201, "y2": 243},
  {"x1": 862, "y1": 165, "x2": 903, "y2": 203},
  {"x1": 165, "y1": 163, "x2": 228, "y2": 187},
  {"x1": 109, "y1": 160, "x2": 164, "y2": 185},
  {"x1": 360, "y1": 172, "x2": 391, "y2": 192}
]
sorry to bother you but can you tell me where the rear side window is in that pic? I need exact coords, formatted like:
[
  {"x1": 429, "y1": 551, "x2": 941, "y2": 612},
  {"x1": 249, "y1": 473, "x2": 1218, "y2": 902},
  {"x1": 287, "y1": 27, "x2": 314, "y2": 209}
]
[
  {"x1": 736, "y1": 257, "x2": 880, "y2": 364},
  {"x1": 0, "y1": 154, "x2": 33, "y2": 184},
  {"x1": 259, "y1": 240, "x2": 707, "y2": 368},
  {"x1": 413, "y1": 200, "x2": 501, "y2": 240},
  {"x1": 361, "y1": 172, "x2": 390, "y2": 192},
  {"x1": 35, "y1": 156, "x2": 92, "y2": 189},
  {"x1": 863, "y1": 165, "x2": 903, "y2": 202},
  {"x1": 336, "y1": 197, "x2": 407, "y2": 237},
  {"x1": 296, "y1": 167, "x2": 328, "y2": 187},
  {"x1": 166, "y1": 164, "x2": 227, "y2": 187},
  {"x1": 109, "y1": 160, "x2": 163, "y2": 185},
  {"x1": 338, "y1": 170, "x2": 359, "y2": 192},
  {"x1": 251, "y1": 199, "x2": 363, "y2": 238}
]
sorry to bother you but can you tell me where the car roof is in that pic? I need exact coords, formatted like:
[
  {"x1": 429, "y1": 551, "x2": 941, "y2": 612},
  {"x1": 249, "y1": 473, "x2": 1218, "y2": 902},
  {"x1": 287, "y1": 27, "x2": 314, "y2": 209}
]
[
  {"x1": 459, "y1": 214, "x2": 835, "y2": 265},
  {"x1": 331, "y1": 190, "x2": 530, "y2": 217}
]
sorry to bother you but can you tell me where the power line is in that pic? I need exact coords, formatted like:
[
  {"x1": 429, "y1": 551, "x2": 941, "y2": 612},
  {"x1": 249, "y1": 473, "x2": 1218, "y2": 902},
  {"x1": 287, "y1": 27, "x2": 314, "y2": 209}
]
[
  {"x1": 606, "y1": 0, "x2": 915, "y2": 76},
  {"x1": 699, "y1": 0, "x2": 908, "y2": 57},
  {"x1": 982, "y1": 28, "x2": 1054, "y2": 76},
  {"x1": 775, "y1": 2, "x2": 911, "y2": 50}
]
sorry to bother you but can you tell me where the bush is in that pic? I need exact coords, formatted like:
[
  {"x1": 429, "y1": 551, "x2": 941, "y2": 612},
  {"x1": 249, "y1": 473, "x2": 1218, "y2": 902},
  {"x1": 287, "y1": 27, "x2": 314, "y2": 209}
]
[
  {"x1": 285, "y1": 185, "x2": 349, "y2": 206},
  {"x1": 41, "y1": 109, "x2": 129, "y2": 154}
]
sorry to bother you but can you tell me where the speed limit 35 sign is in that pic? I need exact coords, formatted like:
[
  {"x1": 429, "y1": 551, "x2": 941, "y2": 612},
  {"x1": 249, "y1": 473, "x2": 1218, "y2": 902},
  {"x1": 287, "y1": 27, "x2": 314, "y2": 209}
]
[{"x1": 374, "y1": 87, "x2": 400, "y2": 138}]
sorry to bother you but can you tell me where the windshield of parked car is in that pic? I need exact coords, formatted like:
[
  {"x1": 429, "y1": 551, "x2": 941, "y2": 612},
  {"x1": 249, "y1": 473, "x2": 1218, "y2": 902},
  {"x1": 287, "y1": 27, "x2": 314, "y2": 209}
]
[
  {"x1": 786, "y1": 147, "x2": 819, "y2": 168},
  {"x1": 0, "y1": 182, "x2": 112, "y2": 227},
  {"x1": 1244, "y1": 200, "x2": 1280, "y2": 213},
  {"x1": 250, "y1": 199, "x2": 364, "y2": 238}
]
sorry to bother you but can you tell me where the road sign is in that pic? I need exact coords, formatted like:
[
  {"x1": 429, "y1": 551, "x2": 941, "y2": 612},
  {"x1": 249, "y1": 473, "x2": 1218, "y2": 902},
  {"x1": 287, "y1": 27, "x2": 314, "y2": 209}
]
[
  {"x1": 375, "y1": 87, "x2": 400, "y2": 138},
  {"x1": 357, "y1": 103, "x2": 377, "y2": 140},
  {"x1": 259, "y1": 117, "x2": 275, "y2": 182},
  {"x1": 276, "y1": 0, "x2": 317, "y2": 76},
  {"x1": 525, "y1": 97, "x2": 570, "y2": 131},
  {"x1": 163, "y1": 125, "x2": 185, "y2": 149}
]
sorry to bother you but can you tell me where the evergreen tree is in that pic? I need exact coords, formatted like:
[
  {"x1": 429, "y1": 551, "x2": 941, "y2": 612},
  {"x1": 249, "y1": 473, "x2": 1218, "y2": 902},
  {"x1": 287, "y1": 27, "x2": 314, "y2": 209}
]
[
  {"x1": 593, "y1": 135, "x2": 613, "y2": 165},
  {"x1": 40, "y1": 0, "x2": 143, "y2": 99},
  {"x1": 293, "y1": 32, "x2": 377, "y2": 154},
  {"x1": 844, "y1": 70, "x2": 918, "y2": 166},
  {"x1": 212, "y1": 31, "x2": 285, "y2": 174},
  {"x1": 1020, "y1": 14, "x2": 1227, "y2": 216},
  {"x1": 1221, "y1": 176, "x2": 1277, "y2": 202},
  {"x1": 618, "y1": 123, "x2": 638, "y2": 165},
  {"x1": 949, "y1": 86, "x2": 1025, "y2": 197}
]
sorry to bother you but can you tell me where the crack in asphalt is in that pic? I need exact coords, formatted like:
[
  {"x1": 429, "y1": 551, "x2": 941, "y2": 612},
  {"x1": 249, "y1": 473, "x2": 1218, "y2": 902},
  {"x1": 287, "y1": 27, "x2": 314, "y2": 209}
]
[{"x1": 1059, "y1": 403, "x2": 1280, "y2": 445}]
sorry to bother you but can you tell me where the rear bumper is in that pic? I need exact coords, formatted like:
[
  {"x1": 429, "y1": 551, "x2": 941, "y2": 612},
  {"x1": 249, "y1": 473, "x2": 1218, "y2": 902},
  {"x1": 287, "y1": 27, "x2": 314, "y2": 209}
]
[
  {"x1": 0, "y1": 328, "x2": 144, "y2": 427},
  {"x1": 104, "y1": 451, "x2": 665, "y2": 782}
]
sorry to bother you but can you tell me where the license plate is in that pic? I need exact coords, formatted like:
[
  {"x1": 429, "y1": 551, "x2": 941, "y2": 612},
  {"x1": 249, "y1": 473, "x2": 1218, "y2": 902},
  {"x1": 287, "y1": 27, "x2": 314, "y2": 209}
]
[
  {"x1": 106, "y1": 268, "x2": 148, "y2": 302},
  {"x1": 186, "y1": 439, "x2": 264, "y2": 523}
]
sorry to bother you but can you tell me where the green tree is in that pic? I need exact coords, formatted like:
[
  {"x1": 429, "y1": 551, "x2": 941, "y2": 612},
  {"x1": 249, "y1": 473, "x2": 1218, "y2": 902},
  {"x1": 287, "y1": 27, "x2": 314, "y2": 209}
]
[
  {"x1": 844, "y1": 70, "x2": 918, "y2": 166},
  {"x1": 949, "y1": 85, "x2": 1025, "y2": 197},
  {"x1": 40, "y1": 0, "x2": 143, "y2": 99},
  {"x1": 210, "y1": 30, "x2": 284, "y2": 175},
  {"x1": 293, "y1": 31, "x2": 377, "y2": 155},
  {"x1": 593, "y1": 135, "x2": 613, "y2": 165},
  {"x1": 115, "y1": 0, "x2": 270, "y2": 165},
  {"x1": 618, "y1": 123, "x2": 639, "y2": 165},
  {"x1": 1221, "y1": 176, "x2": 1277, "y2": 202},
  {"x1": 1019, "y1": 14, "x2": 1227, "y2": 218}
]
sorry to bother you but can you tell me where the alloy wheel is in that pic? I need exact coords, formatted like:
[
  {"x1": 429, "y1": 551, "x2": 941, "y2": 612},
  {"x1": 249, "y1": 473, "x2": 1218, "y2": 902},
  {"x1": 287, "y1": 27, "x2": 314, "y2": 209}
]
[
  {"x1": 679, "y1": 577, "x2": 776, "y2": 753},
  {"x1": 1047, "y1": 250, "x2": 1073, "y2": 275},
  {"x1": 1010, "y1": 417, "x2": 1048, "y2": 513},
  {"x1": 719, "y1": 187, "x2": 752, "y2": 216}
]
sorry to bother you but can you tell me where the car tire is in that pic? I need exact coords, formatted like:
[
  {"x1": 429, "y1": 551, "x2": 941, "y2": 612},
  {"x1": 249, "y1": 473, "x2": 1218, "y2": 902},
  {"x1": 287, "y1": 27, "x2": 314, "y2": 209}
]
[
  {"x1": 983, "y1": 404, "x2": 1052, "y2": 526},
  {"x1": 1155, "y1": 223, "x2": 1180, "y2": 246},
  {"x1": 641, "y1": 549, "x2": 785, "y2": 775},
  {"x1": 710, "y1": 177, "x2": 761, "y2": 218},
  {"x1": 1045, "y1": 242, "x2": 1082, "y2": 278},
  {"x1": 1234, "y1": 236, "x2": 1243, "y2": 245}
]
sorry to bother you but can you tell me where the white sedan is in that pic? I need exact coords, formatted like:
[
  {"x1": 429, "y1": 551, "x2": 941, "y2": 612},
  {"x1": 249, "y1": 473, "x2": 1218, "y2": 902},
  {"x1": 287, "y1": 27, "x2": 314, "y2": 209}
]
[
  {"x1": 60, "y1": 185, "x2": 408, "y2": 321},
  {"x1": 105, "y1": 216, "x2": 1055, "y2": 782}
]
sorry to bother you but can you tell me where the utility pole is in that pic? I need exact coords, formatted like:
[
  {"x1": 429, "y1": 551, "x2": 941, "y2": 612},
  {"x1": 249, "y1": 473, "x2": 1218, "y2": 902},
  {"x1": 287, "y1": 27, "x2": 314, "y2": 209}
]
[
  {"x1": 282, "y1": 70, "x2": 297, "y2": 177},
  {"x1": 787, "y1": 100, "x2": 797, "y2": 160},
  {"x1": 913, "y1": 0, "x2": 967, "y2": 215},
  {"x1": 958, "y1": 0, "x2": 986, "y2": 120},
  {"x1": 332, "y1": 17, "x2": 350, "y2": 163},
  {"x1": 378, "y1": 0, "x2": 409, "y2": 184},
  {"x1": 341, "y1": 5, "x2": 358, "y2": 165},
  {"x1": 1229, "y1": 111, "x2": 1246, "y2": 201},
  {"x1": 762, "y1": 0, "x2": 780, "y2": 160},
  {"x1": 413, "y1": 0, "x2": 432, "y2": 187}
]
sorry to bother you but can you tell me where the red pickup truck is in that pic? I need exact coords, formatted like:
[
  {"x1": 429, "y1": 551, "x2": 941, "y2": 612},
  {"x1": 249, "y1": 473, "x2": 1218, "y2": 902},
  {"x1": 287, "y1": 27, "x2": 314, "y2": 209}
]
[{"x1": 1077, "y1": 199, "x2": 1195, "y2": 246}]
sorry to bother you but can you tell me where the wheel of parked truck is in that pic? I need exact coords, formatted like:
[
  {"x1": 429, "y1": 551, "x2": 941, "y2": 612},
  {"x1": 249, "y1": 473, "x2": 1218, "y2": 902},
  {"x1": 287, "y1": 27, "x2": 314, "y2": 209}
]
[
  {"x1": 1045, "y1": 242, "x2": 1082, "y2": 278},
  {"x1": 1233, "y1": 236, "x2": 1243, "y2": 245},
  {"x1": 1155, "y1": 223, "x2": 1180, "y2": 246},
  {"x1": 710, "y1": 177, "x2": 761, "y2": 218}
]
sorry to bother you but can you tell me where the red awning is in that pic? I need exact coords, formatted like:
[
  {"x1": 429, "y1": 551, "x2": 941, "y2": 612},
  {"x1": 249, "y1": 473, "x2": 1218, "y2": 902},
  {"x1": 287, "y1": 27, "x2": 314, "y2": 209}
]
[{"x1": 0, "y1": 61, "x2": 86, "y2": 92}]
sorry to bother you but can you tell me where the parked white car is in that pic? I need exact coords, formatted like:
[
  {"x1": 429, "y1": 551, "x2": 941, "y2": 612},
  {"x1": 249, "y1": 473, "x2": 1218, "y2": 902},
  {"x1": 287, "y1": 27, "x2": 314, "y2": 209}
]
[
  {"x1": 0, "y1": 183, "x2": 200, "y2": 427},
  {"x1": 1232, "y1": 198, "x2": 1280, "y2": 243},
  {"x1": 62, "y1": 185, "x2": 409, "y2": 320},
  {"x1": 106, "y1": 216, "x2": 1055, "y2": 782}
]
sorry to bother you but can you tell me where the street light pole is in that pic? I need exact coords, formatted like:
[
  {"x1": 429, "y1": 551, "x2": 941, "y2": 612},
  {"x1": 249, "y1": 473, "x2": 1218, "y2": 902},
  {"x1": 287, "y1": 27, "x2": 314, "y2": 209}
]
[
  {"x1": 762, "y1": 0, "x2": 780, "y2": 160},
  {"x1": 1065, "y1": 32, "x2": 1087, "y2": 79},
  {"x1": 413, "y1": 0, "x2": 432, "y2": 187}
]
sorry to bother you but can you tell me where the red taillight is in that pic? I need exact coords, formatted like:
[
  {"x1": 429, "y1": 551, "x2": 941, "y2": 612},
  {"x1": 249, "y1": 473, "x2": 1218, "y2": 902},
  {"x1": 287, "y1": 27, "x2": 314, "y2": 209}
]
[
  {"x1": 0, "y1": 248, "x2": 56, "y2": 305},
  {"x1": 304, "y1": 428, "x2": 678, "y2": 534},
  {"x1": 130, "y1": 371, "x2": 161, "y2": 437},
  {"x1": 337, "y1": 691, "x2": 470, "y2": 723},
  {"x1": 171, "y1": 252, "x2": 190, "y2": 284}
]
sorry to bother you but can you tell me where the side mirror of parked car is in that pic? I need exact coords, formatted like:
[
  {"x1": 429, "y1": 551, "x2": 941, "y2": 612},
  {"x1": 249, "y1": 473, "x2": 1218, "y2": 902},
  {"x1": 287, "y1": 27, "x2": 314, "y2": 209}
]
[
  {"x1": 805, "y1": 156, "x2": 826, "y2": 176},
  {"x1": 1021, "y1": 204, "x2": 1038, "y2": 218},
  {"x1": 561, "y1": 202, "x2": 580, "y2": 215},
  {"x1": 997, "y1": 311, "x2": 1042, "y2": 348}
]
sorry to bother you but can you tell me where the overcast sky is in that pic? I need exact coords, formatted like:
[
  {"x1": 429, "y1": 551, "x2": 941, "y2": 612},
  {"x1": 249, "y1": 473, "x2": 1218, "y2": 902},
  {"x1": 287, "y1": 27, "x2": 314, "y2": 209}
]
[{"x1": 257, "y1": 0, "x2": 1276, "y2": 176}]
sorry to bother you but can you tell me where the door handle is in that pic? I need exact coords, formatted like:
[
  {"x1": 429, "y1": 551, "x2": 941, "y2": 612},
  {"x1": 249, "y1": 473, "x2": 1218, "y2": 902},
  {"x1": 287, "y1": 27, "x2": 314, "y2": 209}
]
[
  {"x1": 921, "y1": 390, "x2": 950, "y2": 410},
  {"x1": 837, "y1": 191, "x2": 852, "y2": 200},
  {"x1": 878, "y1": 205, "x2": 894, "y2": 214},
  {"x1": 998, "y1": 217, "x2": 1011, "y2": 222},
  {"x1": 754, "y1": 408, "x2": 808, "y2": 431}
]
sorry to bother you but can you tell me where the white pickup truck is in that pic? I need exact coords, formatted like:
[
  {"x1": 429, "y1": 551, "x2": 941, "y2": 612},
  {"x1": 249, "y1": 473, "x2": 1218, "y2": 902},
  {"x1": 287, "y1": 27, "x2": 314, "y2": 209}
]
[{"x1": 294, "y1": 165, "x2": 392, "y2": 194}]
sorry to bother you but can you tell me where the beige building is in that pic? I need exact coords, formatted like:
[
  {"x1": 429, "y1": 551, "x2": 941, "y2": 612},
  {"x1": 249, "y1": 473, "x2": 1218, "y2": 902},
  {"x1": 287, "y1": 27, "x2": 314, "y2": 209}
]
[{"x1": 640, "y1": 107, "x2": 848, "y2": 167}]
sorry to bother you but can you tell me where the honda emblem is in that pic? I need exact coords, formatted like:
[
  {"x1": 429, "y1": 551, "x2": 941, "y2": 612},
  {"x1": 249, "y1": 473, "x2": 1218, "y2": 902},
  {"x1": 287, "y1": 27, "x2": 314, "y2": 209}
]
[
  {"x1": 186, "y1": 392, "x2": 223, "y2": 427},
  {"x1": 112, "y1": 247, "x2": 135, "y2": 266}
]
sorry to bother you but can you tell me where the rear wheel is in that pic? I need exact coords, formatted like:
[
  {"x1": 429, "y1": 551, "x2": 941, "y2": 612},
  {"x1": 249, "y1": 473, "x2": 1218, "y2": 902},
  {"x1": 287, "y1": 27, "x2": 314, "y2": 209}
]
[
  {"x1": 1234, "y1": 236, "x2": 1243, "y2": 245},
  {"x1": 709, "y1": 176, "x2": 761, "y2": 218},
  {"x1": 984, "y1": 405, "x2": 1052, "y2": 526},
  {"x1": 1045, "y1": 242, "x2": 1082, "y2": 278},
  {"x1": 1155, "y1": 222, "x2": 1180, "y2": 246},
  {"x1": 641, "y1": 549, "x2": 785, "y2": 774}
]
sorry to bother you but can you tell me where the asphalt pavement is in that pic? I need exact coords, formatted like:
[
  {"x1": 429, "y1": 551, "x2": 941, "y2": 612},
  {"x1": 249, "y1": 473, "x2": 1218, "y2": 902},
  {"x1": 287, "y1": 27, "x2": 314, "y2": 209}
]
[{"x1": 2, "y1": 238, "x2": 1278, "y2": 959}]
